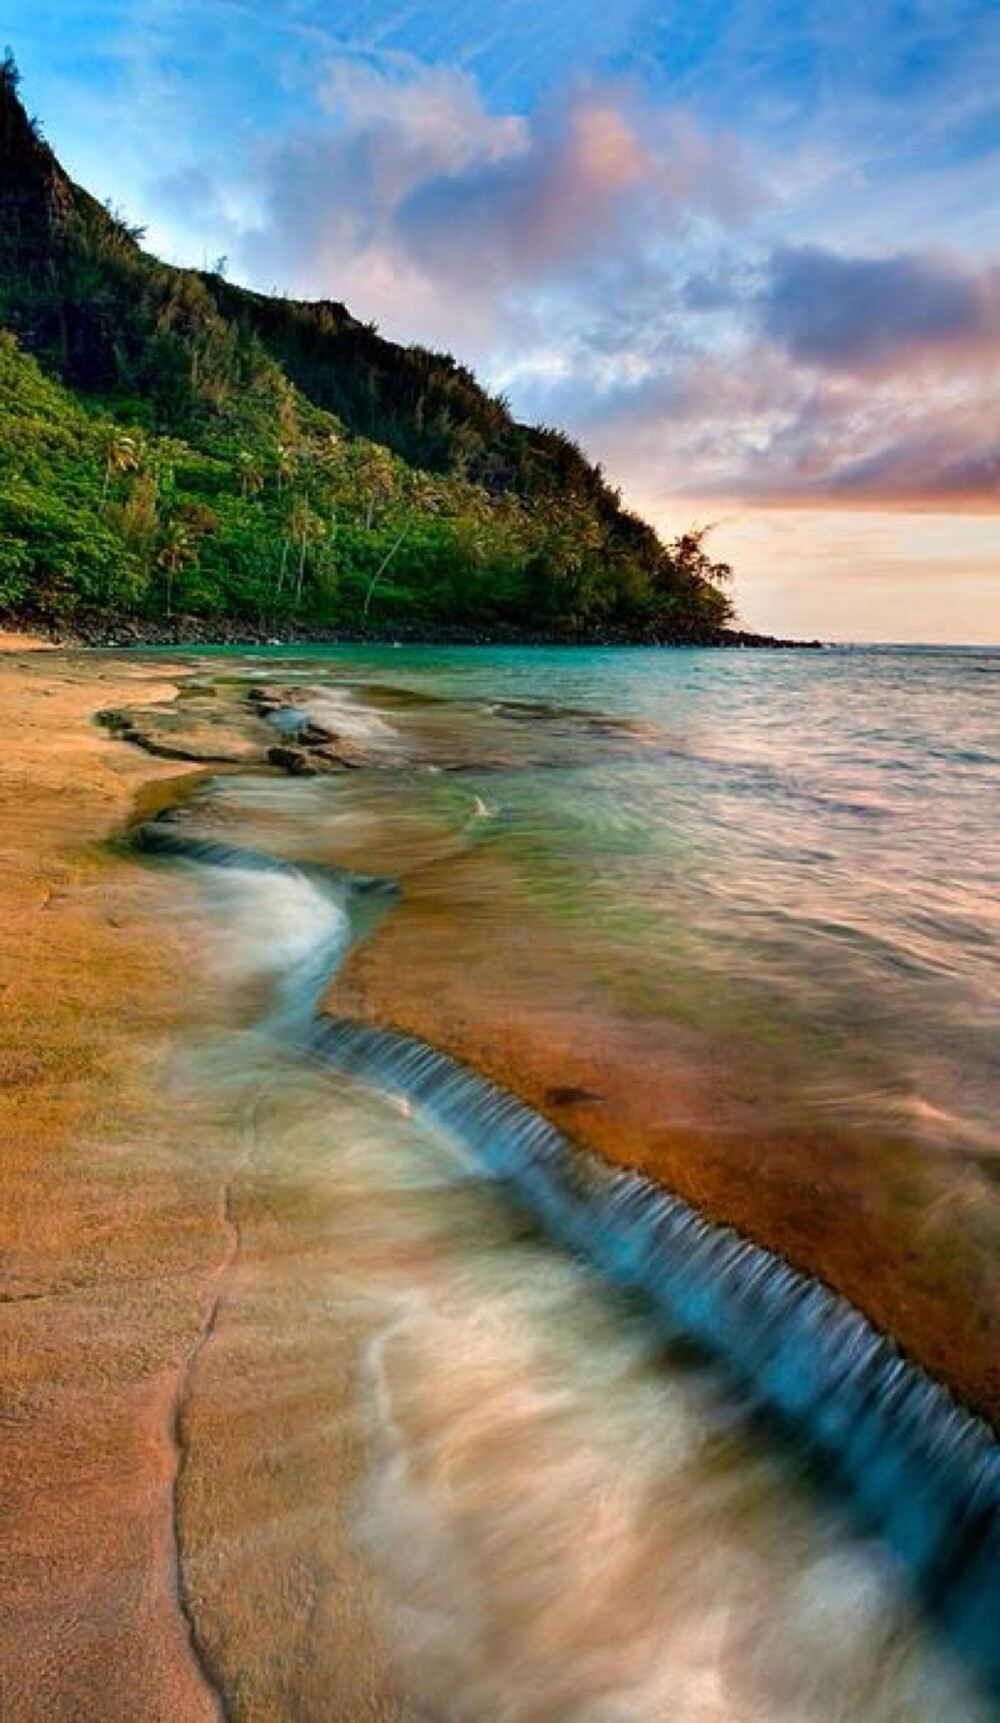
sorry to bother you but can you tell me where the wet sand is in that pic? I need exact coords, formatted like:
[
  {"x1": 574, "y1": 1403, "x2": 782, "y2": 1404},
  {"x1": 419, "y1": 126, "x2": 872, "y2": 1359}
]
[
  {"x1": 1, "y1": 645, "x2": 996, "y2": 1718},
  {"x1": 106, "y1": 645, "x2": 996, "y2": 1425},
  {"x1": 0, "y1": 647, "x2": 408, "y2": 1720},
  {"x1": 0, "y1": 645, "x2": 223, "y2": 1718}
]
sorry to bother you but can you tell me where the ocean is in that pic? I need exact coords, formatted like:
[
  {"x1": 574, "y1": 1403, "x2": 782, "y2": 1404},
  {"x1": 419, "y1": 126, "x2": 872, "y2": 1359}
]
[{"x1": 137, "y1": 642, "x2": 999, "y2": 1717}]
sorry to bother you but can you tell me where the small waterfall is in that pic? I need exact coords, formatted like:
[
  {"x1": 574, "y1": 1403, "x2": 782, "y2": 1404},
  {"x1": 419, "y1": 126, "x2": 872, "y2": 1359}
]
[
  {"x1": 313, "y1": 1017, "x2": 1000, "y2": 1688},
  {"x1": 135, "y1": 815, "x2": 397, "y2": 1036},
  {"x1": 135, "y1": 808, "x2": 1000, "y2": 1694}
]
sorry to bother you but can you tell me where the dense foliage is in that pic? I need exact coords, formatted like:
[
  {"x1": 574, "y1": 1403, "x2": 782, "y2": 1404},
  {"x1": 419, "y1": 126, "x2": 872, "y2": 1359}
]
[{"x1": 0, "y1": 53, "x2": 735, "y2": 638}]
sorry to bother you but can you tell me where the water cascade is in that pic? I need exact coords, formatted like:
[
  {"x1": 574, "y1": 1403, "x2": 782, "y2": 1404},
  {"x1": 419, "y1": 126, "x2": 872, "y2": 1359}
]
[{"x1": 136, "y1": 808, "x2": 1000, "y2": 1695}]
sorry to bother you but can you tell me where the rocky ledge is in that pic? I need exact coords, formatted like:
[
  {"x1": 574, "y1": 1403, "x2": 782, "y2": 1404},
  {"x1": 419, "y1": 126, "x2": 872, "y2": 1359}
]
[{"x1": 17, "y1": 611, "x2": 824, "y2": 651}]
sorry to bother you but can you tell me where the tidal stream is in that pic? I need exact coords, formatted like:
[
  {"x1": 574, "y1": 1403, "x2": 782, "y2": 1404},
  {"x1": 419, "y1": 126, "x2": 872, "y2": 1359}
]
[{"x1": 128, "y1": 646, "x2": 998, "y2": 1720}]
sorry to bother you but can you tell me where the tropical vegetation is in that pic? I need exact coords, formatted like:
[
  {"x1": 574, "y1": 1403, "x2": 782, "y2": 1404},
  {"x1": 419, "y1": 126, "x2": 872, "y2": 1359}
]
[{"x1": 0, "y1": 51, "x2": 736, "y2": 640}]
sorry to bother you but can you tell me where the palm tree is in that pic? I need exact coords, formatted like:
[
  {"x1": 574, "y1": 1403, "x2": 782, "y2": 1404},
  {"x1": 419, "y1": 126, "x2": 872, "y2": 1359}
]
[
  {"x1": 354, "y1": 444, "x2": 396, "y2": 530},
  {"x1": 286, "y1": 498, "x2": 324, "y2": 607},
  {"x1": 362, "y1": 523, "x2": 408, "y2": 621},
  {"x1": 274, "y1": 441, "x2": 296, "y2": 493},
  {"x1": 408, "y1": 471, "x2": 442, "y2": 514},
  {"x1": 156, "y1": 520, "x2": 194, "y2": 617},
  {"x1": 314, "y1": 431, "x2": 342, "y2": 475},
  {"x1": 236, "y1": 449, "x2": 264, "y2": 499},
  {"x1": 100, "y1": 431, "x2": 140, "y2": 508}
]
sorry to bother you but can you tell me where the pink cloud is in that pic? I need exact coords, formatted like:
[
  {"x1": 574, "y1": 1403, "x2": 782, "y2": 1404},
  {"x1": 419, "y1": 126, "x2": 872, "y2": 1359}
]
[
  {"x1": 394, "y1": 85, "x2": 760, "y2": 287},
  {"x1": 557, "y1": 340, "x2": 1000, "y2": 513},
  {"x1": 230, "y1": 53, "x2": 995, "y2": 518},
  {"x1": 239, "y1": 61, "x2": 760, "y2": 336}
]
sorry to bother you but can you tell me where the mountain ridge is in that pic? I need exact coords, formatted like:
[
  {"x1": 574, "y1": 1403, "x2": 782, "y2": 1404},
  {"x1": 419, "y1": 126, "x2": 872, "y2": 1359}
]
[{"x1": 0, "y1": 53, "x2": 797, "y2": 644}]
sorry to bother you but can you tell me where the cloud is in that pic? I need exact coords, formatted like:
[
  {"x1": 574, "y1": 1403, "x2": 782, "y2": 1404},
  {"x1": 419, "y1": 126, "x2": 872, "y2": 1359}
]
[
  {"x1": 530, "y1": 317, "x2": 1000, "y2": 515},
  {"x1": 65, "y1": 15, "x2": 992, "y2": 525},
  {"x1": 243, "y1": 56, "x2": 523, "y2": 279},
  {"x1": 232, "y1": 57, "x2": 998, "y2": 518},
  {"x1": 148, "y1": 164, "x2": 244, "y2": 254},
  {"x1": 395, "y1": 93, "x2": 759, "y2": 289},
  {"x1": 797, "y1": 418, "x2": 1000, "y2": 508},
  {"x1": 242, "y1": 61, "x2": 994, "y2": 517},
  {"x1": 758, "y1": 243, "x2": 1000, "y2": 373},
  {"x1": 236, "y1": 56, "x2": 761, "y2": 348},
  {"x1": 13, "y1": 0, "x2": 997, "y2": 640}
]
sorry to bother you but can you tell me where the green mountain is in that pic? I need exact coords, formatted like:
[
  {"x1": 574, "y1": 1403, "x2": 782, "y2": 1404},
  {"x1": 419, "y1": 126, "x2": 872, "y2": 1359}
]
[{"x1": 0, "y1": 52, "x2": 740, "y2": 642}]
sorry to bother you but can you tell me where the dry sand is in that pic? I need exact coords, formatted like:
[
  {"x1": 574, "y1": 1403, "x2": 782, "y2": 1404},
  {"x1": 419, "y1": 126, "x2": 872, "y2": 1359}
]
[{"x1": 0, "y1": 629, "x2": 57, "y2": 651}]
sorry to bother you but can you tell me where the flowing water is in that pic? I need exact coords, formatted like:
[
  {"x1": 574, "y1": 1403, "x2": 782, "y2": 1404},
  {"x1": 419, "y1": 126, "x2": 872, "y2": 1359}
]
[
  {"x1": 186, "y1": 640, "x2": 1000, "y2": 1159},
  {"x1": 137, "y1": 644, "x2": 999, "y2": 1718}
]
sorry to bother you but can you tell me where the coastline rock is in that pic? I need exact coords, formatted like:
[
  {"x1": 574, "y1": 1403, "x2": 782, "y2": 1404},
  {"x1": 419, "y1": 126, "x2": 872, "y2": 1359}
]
[
  {"x1": 266, "y1": 745, "x2": 318, "y2": 776},
  {"x1": 12, "y1": 610, "x2": 824, "y2": 652}
]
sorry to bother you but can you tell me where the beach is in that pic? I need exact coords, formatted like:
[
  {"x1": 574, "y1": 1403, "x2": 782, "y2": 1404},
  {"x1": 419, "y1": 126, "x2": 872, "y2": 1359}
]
[
  {"x1": 0, "y1": 642, "x2": 221, "y2": 1716},
  {"x1": 1, "y1": 641, "x2": 996, "y2": 1718},
  {"x1": 0, "y1": 645, "x2": 409, "y2": 1718}
]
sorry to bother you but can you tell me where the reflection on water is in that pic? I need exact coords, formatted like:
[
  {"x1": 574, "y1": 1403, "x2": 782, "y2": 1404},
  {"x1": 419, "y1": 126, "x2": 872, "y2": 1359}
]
[{"x1": 139, "y1": 643, "x2": 999, "y2": 1717}]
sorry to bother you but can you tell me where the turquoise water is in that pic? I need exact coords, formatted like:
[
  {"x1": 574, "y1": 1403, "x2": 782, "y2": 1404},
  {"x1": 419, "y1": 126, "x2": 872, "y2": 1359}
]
[
  {"x1": 204, "y1": 641, "x2": 1000, "y2": 1164},
  {"x1": 141, "y1": 642, "x2": 999, "y2": 1716}
]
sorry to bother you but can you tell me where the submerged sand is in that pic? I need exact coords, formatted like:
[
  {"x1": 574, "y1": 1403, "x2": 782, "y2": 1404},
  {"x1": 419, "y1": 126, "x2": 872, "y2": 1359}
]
[
  {"x1": 1, "y1": 645, "x2": 996, "y2": 1718},
  {"x1": 327, "y1": 838, "x2": 1000, "y2": 1422}
]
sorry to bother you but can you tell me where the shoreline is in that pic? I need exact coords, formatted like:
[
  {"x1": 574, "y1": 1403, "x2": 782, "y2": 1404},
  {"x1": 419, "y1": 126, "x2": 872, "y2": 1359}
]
[
  {"x1": 310, "y1": 1014, "x2": 999, "y2": 1676},
  {"x1": 0, "y1": 647, "x2": 414, "y2": 1719},
  {"x1": 52, "y1": 648, "x2": 1000, "y2": 1428},
  {"x1": 129, "y1": 801, "x2": 1000, "y2": 1711},
  {"x1": 2, "y1": 646, "x2": 996, "y2": 1713},
  {"x1": 325, "y1": 827, "x2": 1000, "y2": 1428},
  {"x1": 4, "y1": 613, "x2": 825, "y2": 651},
  {"x1": 124, "y1": 773, "x2": 1000, "y2": 1681}
]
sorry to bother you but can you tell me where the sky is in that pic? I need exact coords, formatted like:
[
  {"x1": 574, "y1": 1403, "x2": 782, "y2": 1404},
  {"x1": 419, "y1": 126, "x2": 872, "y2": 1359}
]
[{"x1": 7, "y1": 0, "x2": 999, "y2": 639}]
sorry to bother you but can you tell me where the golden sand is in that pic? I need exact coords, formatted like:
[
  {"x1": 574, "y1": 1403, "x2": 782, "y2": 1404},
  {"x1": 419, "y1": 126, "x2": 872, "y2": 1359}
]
[
  {"x1": 0, "y1": 649, "x2": 223, "y2": 1717},
  {"x1": 1, "y1": 646, "x2": 995, "y2": 1717},
  {"x1": 0, "y1": 651, "x2": 408, "y2": 1719}
]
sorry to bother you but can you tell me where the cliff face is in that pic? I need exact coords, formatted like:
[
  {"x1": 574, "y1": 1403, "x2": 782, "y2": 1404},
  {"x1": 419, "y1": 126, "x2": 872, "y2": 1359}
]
[
  {"x1": 0, "y1": 58, "x2": 147, "y2": 388},
  {"x1": 0, "y1": 60, "x2": 76, "y2": 244}
]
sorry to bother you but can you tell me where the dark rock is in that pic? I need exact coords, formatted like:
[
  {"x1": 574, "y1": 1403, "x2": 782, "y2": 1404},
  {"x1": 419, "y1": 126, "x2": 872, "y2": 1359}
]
[
  {"x1": 298, "y1": 722, "x2": 336, "y2": 747},
  {"x1": 267, "y1": 745, "x2": 318, "y2": 776}
]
